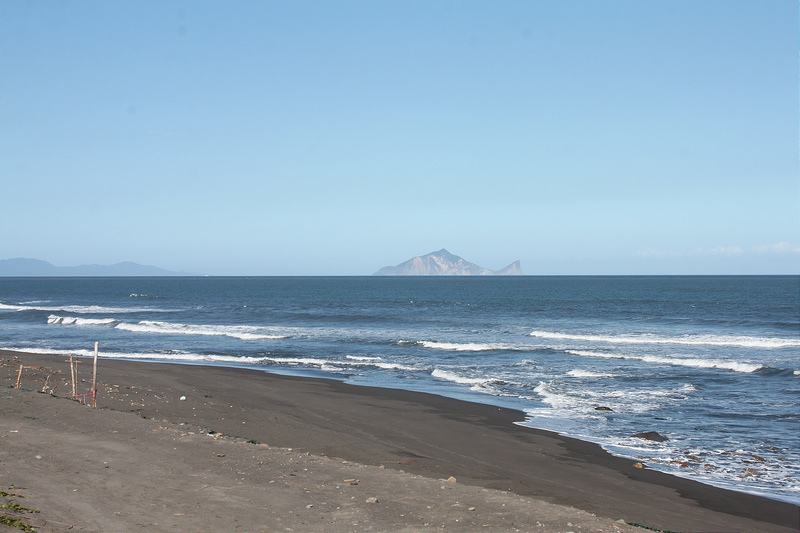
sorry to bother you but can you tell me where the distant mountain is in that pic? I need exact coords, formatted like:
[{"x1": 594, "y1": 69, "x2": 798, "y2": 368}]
[
  {"x1": 373, "y1": 249, "x2": 524, "y2": 276},
  {"x1": 0, "y1": 258, "x2": 195, "y2": 277}
]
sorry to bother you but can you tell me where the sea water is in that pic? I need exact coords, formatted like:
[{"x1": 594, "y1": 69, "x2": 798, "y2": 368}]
[{"x1": 0, "y1": 276, "x2": 797, "y2": 503}]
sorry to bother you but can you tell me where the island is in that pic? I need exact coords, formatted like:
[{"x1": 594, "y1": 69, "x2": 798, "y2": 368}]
[{"x1": 373, "y1": 249, "x2": 523, "y2": 276}]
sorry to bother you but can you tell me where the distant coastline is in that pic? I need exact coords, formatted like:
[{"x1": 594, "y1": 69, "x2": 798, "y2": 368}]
[
  {"x1": 1, "y1": 257, "x2": 795, "y2": 277},
  {"x1": 0, "y1": 258, "x2": 195, "y2": 277}
]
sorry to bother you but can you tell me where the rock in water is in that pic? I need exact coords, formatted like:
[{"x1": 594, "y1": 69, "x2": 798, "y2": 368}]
[{"x1": 631, "y1": 431, "x2": 669, "y2": 442}]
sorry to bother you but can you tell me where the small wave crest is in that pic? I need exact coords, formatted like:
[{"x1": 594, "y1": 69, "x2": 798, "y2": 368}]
[
  {"x1": 400, "y1": 340, "x2": 512, "y2": 351},
  {"x1": 261, "y1": 355, "x2": 419, "y2": 373},
  {"x1": 565, "y1": 350, "x2": 765, "y2": 373},
  {"x1": 530, "y1": 330, "x2": 800, "y2": 349},
  {"x1": 432, "y1": 368, "x2": 491, "y2": 385},
  {"x1": 341, "y1": 355, "x2": 419, "y2": 372},
  {"x1": 428, "y1": 368, "x2": 510, "y2": 395},
  {"x1": 2, "y1": 301, "x2": 166, "y2": 314},
  {"x1": 0, "y1": 302, "x2": 28, "y2": 311}
]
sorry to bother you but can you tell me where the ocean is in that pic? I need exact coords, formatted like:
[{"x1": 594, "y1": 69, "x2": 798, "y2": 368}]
[{"x1": 1, "y1": 276, "x2": 797, "y2": 503}]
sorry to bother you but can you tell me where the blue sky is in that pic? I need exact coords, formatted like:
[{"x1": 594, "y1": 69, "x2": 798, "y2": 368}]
[{"x1": 2, "y1": 1, "x2": 797, "y2": 275}]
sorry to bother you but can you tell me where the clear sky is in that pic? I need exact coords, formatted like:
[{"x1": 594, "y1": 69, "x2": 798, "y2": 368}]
[{"x1": 2, "y1": 1, "x2": 797, "y2": 275}]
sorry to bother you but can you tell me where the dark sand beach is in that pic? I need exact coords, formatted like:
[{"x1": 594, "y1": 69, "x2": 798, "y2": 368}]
[{"x1": 1, "y1": 350, "x2": 797, "y2": 533}]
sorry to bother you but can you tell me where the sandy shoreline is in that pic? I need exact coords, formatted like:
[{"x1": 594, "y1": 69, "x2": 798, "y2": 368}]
[{"x1": 1, "y1": 350, "x2": 797, "y2": 533}]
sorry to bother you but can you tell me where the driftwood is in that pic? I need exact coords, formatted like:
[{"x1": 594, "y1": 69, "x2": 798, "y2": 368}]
[
  {"x1": 41, "y1": 373, "x2": 57, "y2": 394},
  {"x1": 15, "y1": 365, "x2": 45, "y2": 389}
]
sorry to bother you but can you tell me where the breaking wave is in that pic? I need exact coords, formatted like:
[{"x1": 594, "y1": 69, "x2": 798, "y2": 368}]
[
  {"x1": 47, "y1": 315, "x2": 118, "y2": 327},
  {"x1": 114, "y1": 321, "x2": 288, "y2": 340}
]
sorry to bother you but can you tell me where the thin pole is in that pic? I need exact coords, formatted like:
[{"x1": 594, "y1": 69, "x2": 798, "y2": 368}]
[
  {"x1": 74, "y1": 356, "x2": 80, "y2": 401},
  {"x1": 92, "y1": 342, "x2": 98, "y2": 408},
  {"x1": 69, "y1": 353, "x2": 76, "y2": 398}
]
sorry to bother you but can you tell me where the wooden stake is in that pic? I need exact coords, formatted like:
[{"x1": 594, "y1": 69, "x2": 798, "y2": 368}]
[
  {"x1": 92, "y1": 342, "x2": 98, "y2": 408},
  {"x1": 69, "y1": 353, "x2": 77, "y2": 398},
  {"x1": 13, "y1": 365, "x2": 47, "y2": 392}
]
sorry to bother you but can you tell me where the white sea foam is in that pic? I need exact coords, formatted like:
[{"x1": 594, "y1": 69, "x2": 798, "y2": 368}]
[
  {"x1": 431, "y1": 368, "x2": 494, "y2": 387},
  {"x1": 261, "y1": 356, "x2": 332, "y2": 367},
  {"x1": 565, "y1": 349, "x2": 765, "y2": 373},
  {"x1": 114, "y1": 320, "x2": 287, "y2": 340},
  {"x1": 347, "y1": 361, "x2": 419, "y2": 372},
  {"x1": 419, "y1": 340, "x2": 509, "y2": 351},
  {"x1": 530, "y1": 379, "x2": 698, "y2": 419},
  {"x1": 566, "y1": 369, "x2": 614, "y2": 378},
  {"x1": 370, "y1": 361, "x2": 419, "y2": 371},
  {"x1": 606, "y1": 383, "x2": 696, "y2": 400},
  {"x1": 591, "y1": 438, "x2": 800, "y2": 505},
  {"x1": 530, "y1": 330, "x2": 800, "y2": 349},
  {"x1": 367, "y1": 361, "x2": 419, "y2": 371},
  {"x1": 346, "y1": 355, "x2": 382, "y2": 361},
  {"x1": 533, "y1": 381, "x2": 583, "y2": 410},
  {"x1": 337, "y1": 356, "x2": 419, "y2": 372},
  {"x1": 196, "y1": 353, "x2": 417, "y2": 373},
  {"x1": 519, "y1": 416, "x2": 800, "y2": 505}
]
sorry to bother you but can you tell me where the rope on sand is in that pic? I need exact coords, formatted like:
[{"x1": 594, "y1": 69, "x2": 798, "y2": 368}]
[{"x1": 66, "y1": 392, "x2": 94, "y2": 404}]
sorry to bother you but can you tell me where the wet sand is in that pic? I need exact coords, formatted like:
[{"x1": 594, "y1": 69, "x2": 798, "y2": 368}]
[{"x1": 1, "y1": 350, "x2": 797, "y2": 533}]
